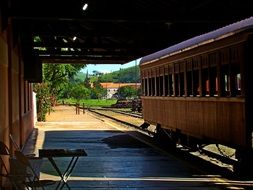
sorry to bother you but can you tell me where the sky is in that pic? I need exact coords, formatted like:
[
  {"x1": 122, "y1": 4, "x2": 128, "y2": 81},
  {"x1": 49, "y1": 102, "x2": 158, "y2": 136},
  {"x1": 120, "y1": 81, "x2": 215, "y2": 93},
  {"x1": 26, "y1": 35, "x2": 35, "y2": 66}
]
[{"x1": 81, "y1": 58, "x2": 141, "y2": 74}]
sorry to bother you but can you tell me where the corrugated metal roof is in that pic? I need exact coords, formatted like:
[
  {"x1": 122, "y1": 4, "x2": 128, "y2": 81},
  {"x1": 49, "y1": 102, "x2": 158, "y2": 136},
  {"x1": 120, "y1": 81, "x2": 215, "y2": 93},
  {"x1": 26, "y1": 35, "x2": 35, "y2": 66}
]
[{"x1": 140, "y1": 16, "x2": 253, "y2": 65}]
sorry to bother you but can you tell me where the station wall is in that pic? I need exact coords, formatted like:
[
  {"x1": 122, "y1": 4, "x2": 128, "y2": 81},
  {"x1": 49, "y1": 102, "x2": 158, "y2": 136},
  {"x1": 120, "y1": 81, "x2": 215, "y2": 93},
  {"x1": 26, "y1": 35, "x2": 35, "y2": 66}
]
[{"x1": 0, "y1": 18, "x2": 35, "y2": 188}]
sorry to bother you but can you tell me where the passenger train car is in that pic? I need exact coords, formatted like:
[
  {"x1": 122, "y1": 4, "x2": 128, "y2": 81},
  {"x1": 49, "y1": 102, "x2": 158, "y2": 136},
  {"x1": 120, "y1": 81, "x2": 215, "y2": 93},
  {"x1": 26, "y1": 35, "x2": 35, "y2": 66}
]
[{"x1": 140, "y1": 17, "x2": 253, "y2": 174}]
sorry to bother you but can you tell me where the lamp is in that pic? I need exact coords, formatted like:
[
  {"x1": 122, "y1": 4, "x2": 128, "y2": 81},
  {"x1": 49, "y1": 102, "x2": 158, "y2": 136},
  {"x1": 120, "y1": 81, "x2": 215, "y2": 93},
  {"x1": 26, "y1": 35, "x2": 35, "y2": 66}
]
[{"x1": 82, "y1": 3, "x2": 88, "y2": 11}]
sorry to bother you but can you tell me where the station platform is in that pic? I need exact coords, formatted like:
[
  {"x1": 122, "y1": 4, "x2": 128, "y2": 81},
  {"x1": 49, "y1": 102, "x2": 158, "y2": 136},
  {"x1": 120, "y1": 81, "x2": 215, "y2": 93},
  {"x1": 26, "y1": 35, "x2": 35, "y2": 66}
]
[{"x1": 24, "y1": 105, "x2": 244, "y2": 190}]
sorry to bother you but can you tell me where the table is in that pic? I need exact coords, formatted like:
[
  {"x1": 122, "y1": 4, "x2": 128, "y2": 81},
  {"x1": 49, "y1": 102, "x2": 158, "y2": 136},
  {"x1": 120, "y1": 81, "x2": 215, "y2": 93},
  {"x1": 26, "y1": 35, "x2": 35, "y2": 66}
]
[{"x1": 39, "y1": 148, "x2": 87, "y2": 189}]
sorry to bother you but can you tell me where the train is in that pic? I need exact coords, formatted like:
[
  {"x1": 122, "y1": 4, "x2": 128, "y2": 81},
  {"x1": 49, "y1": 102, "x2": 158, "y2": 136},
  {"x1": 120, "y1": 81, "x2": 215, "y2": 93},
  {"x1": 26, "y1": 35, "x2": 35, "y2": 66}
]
[{"x1": 140, "y1": 16, "x2": 253, "y2": 174}]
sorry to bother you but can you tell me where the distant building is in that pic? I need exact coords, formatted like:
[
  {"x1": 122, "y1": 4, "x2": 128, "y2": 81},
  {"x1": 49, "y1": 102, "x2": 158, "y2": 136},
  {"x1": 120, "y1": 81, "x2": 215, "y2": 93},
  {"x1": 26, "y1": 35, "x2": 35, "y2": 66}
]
[{"x1": 100, "y1": 82, "x2": 141, "y2": 99}]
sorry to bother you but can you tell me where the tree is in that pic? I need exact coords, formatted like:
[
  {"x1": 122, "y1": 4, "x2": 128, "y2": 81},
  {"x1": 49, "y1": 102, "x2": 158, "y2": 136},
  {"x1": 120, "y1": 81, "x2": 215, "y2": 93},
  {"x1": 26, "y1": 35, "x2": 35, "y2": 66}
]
[
  {"x1": 43, "y1": 64, "x2": 85, "y2": 101},
  {"x1": 91, "y1": 80, "x2": 107, "y2": 99},
  {"x1": 92, "y1": 70, "x2": 103, "y2": 76},
  {"x1": 58, "y1": 83, "x2": 73, "y2": 99},
  {"x1": 84, "y1": 70, "x2": 91, "y2": 88},
  {"x1": 34, "y1": 63, "x2": 85, "y2": 121},
  {"x1": 33, "y1": 83, "x2": 51, "y2": 121},
  {"x1": 70, "y1": 84, "x2": 90, "y2": 102},
  {"x1": 117, "y1": 86, "x2": 138, "y2": 99}
]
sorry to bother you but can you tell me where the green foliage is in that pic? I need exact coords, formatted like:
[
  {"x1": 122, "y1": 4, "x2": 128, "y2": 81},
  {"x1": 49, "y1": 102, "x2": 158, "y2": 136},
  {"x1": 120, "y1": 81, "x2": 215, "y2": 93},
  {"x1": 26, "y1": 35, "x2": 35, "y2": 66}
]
[
  {"x1": 70, "y1": 84, "x2": 90, "y2": 102},
  {"x1": 73, "y1": 71, "x2": 85, "y2": 83},
  {"x1": 58, "y1": 83, "x2": 73, "y2": 99},
  {"x1": 117, "y1": 86, "x2": 138, "y2": 99},
  {"x1": 35, "y1": 63, "x2": 85, "y2": 121},
  {"x1": 84, "y1": 71, "x2": 91, "y2": 88},
  {"x1": 33, "y1": 83, "x2": 52, "y2": 121},
  {"x1": 43, "y1": 64, "x2": 85, "y2": 95},
  {"x1": 98, "y1": 66, "x2": 140, "y2": 83},
  {"x1": 92, "y1": 70, "x2": 103, "y2": 76},
  {"x1": 35, "y1": 63, "x2": 140, "y2": 120},
  {"x1": 91, "y1": 80, "x2": 107, "y2": 99},
  {"x1": 61, "y1": 99, "x2": 117, "y2": 107}
]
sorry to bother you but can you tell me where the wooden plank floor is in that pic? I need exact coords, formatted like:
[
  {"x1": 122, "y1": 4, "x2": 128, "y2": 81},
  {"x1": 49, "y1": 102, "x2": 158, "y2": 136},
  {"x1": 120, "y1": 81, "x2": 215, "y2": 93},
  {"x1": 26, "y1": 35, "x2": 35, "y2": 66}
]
[{"x1": 32, "y1": 106, "x2": 243, "y2": 190}]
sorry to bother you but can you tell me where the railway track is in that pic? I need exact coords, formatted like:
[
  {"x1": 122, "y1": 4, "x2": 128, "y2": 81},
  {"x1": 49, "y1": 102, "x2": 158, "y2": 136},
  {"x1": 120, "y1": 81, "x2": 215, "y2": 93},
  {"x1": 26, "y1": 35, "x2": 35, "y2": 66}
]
[
  {"x1": 90, "y1": 107, "x2": 143, "y2": 118},
  {"x1": 88, "y1": 107, "x2": 154, "y2": 136},
  {"x1": 87, "y1": 107, "x2": 237, "y2": 177}
]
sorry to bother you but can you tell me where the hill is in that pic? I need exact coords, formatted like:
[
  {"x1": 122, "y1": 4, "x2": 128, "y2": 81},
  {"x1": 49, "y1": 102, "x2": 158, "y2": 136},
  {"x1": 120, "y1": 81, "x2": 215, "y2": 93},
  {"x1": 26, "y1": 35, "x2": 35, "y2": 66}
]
[
  {"x1": 98, "y1": 65, "x2": 140, "y2": 83},
  {"x1": 75, "y1": 65, "x2": 140, "y2": 83}
]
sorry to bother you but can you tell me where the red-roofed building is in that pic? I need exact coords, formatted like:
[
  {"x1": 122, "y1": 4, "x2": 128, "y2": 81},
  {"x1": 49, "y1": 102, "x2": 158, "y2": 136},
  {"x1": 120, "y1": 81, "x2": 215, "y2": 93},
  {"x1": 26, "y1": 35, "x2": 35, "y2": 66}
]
[{"x1": 100, "y1": 82, "x2": 141, "y2": 99}]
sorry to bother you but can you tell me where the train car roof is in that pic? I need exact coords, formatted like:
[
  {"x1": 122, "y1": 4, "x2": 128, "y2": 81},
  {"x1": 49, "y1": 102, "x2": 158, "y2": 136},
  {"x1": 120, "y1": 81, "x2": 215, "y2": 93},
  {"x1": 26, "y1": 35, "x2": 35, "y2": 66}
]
[{"x1": 140, "y1": 16, "x2": 253, "y2": 65}]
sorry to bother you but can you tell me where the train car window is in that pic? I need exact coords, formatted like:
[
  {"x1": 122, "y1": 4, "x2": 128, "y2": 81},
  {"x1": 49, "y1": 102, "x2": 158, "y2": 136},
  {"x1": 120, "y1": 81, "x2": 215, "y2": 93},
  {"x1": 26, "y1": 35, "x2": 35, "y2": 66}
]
[
  {"x1": 236, "y1": 73, "x2": 242, "y2": 95},
  {"x1": 160, "y1": 67, "x2": 165, "y2": 96},
  {"x1": 174, "y1": 63, "x2": 181, "y2": 96},
  {"x1": 148, "y1": 77, "x2": 152, "y2": 96},
  {"x1": 231, "y1": 46, "x2": 242, "y2": 96},
  {"x1": 230, "y1": 64, "x2": 242, "y2": 97},
  {"x1": 201, "y1": 55, "x2": 210, "y2": 96},
  {"x1": 224, "y1": 75, "x2": 230, "y2": 93},
  {"x1": 179, "y1": 72, "x2": 185, "y2": 96},
  {"x1": 144, "y1": 78, "x2": 147, "y2": 96},
  {"x1": 169, "y1": 74, "x2": 174, "y2": 96},
  {"x1": 156, "y1": 70, "x2": 159, "y2": 96},
  {"x1": 164, "y1": 74, "x2": 168, "y2": 96},
  {"x1": 174, "y1": 73, "x2": 179, "y2": 96},
  {"x1": 186, "y1": 60, "x2": 193, "y2": 96},
  {"x1": 159, "y1": 76, "x2": 164, "y2": 96},
  {"x1": 230, "y1": 70, "x2": 236, "y2": 97},
  {"x1": 168, "y1": 65, "x2": 174, "y2": 96},
  {"x1": 221, "y1": 64, "x2": 230, "y2": 97},
  {"x1": 151, "y1": 69, "x2": 155, "y2": 96},
  {"x1": 163, "y1": 67, "x2": 168, "y2": 96},
  {"x1": 156, "y1": 75, "x2": 160, "y2": 96},
  {"x1": 192, "y1": 57, "x2": 200, "y2": 96},
  {"x1": 141, "y1": 78, "x2": 144, "y2": 95},
  {"x1": 186, "y1": 71, "x2": 193, "y2": 96},
  {"x1": 193, "y1": 70, "x2": 200, "y2": 96},
  {"x1": 142, "y1": 78, "x2": 145, "y2": 96},
  {"x1": 150, "y1": 77, "x2": 152, "y2": 96},
  {"x1": 181, "y1": 62, "x2": 186, "y2": 96},
  {"x1": 149, "y1": 77, "x2": 152, "y2": 96},
  {"x1": 151, "y1": 77, "x2": 155, "y2": 96},
  {"x1": 146, "y1": 71, "x2": 149, "y2": 96},
  {"x1": 208, "y1": 53, "x2": 219, "y2": 97},
  {"x1": 141, "y1": 71, "x2": 144, "y2": 96},
  {"x1": 209, "y1": 66, "x2": 218, "y2": 96},
  {"x1": 202, "y1": 68, "x2": 210, "y2": 96}
]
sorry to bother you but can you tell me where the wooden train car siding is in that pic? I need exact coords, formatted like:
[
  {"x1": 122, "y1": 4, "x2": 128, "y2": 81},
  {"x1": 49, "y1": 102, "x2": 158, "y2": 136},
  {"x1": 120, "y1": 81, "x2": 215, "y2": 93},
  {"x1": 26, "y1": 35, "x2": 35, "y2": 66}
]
[
  {"x1": 140, "y1": 19, "x2": 253, "y2": 149},
  {"x1": 142, "y1": 97, "x2": 245, "y2": 147}
]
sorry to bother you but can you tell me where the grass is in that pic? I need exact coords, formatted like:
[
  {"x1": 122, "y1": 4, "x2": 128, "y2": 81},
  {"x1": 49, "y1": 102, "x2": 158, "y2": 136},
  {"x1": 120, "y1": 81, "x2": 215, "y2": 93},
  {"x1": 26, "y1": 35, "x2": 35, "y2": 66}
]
[{"x1": 59, "y1": 98, "x2": 117, "y2": 108}]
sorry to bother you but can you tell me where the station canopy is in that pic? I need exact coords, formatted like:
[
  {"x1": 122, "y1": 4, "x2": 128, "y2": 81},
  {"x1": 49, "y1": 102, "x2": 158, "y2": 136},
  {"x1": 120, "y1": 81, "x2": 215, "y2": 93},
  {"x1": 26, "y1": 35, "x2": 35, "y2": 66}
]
[{"x1": 8, "y1": 0, "x2": 253, "y2": 64}]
